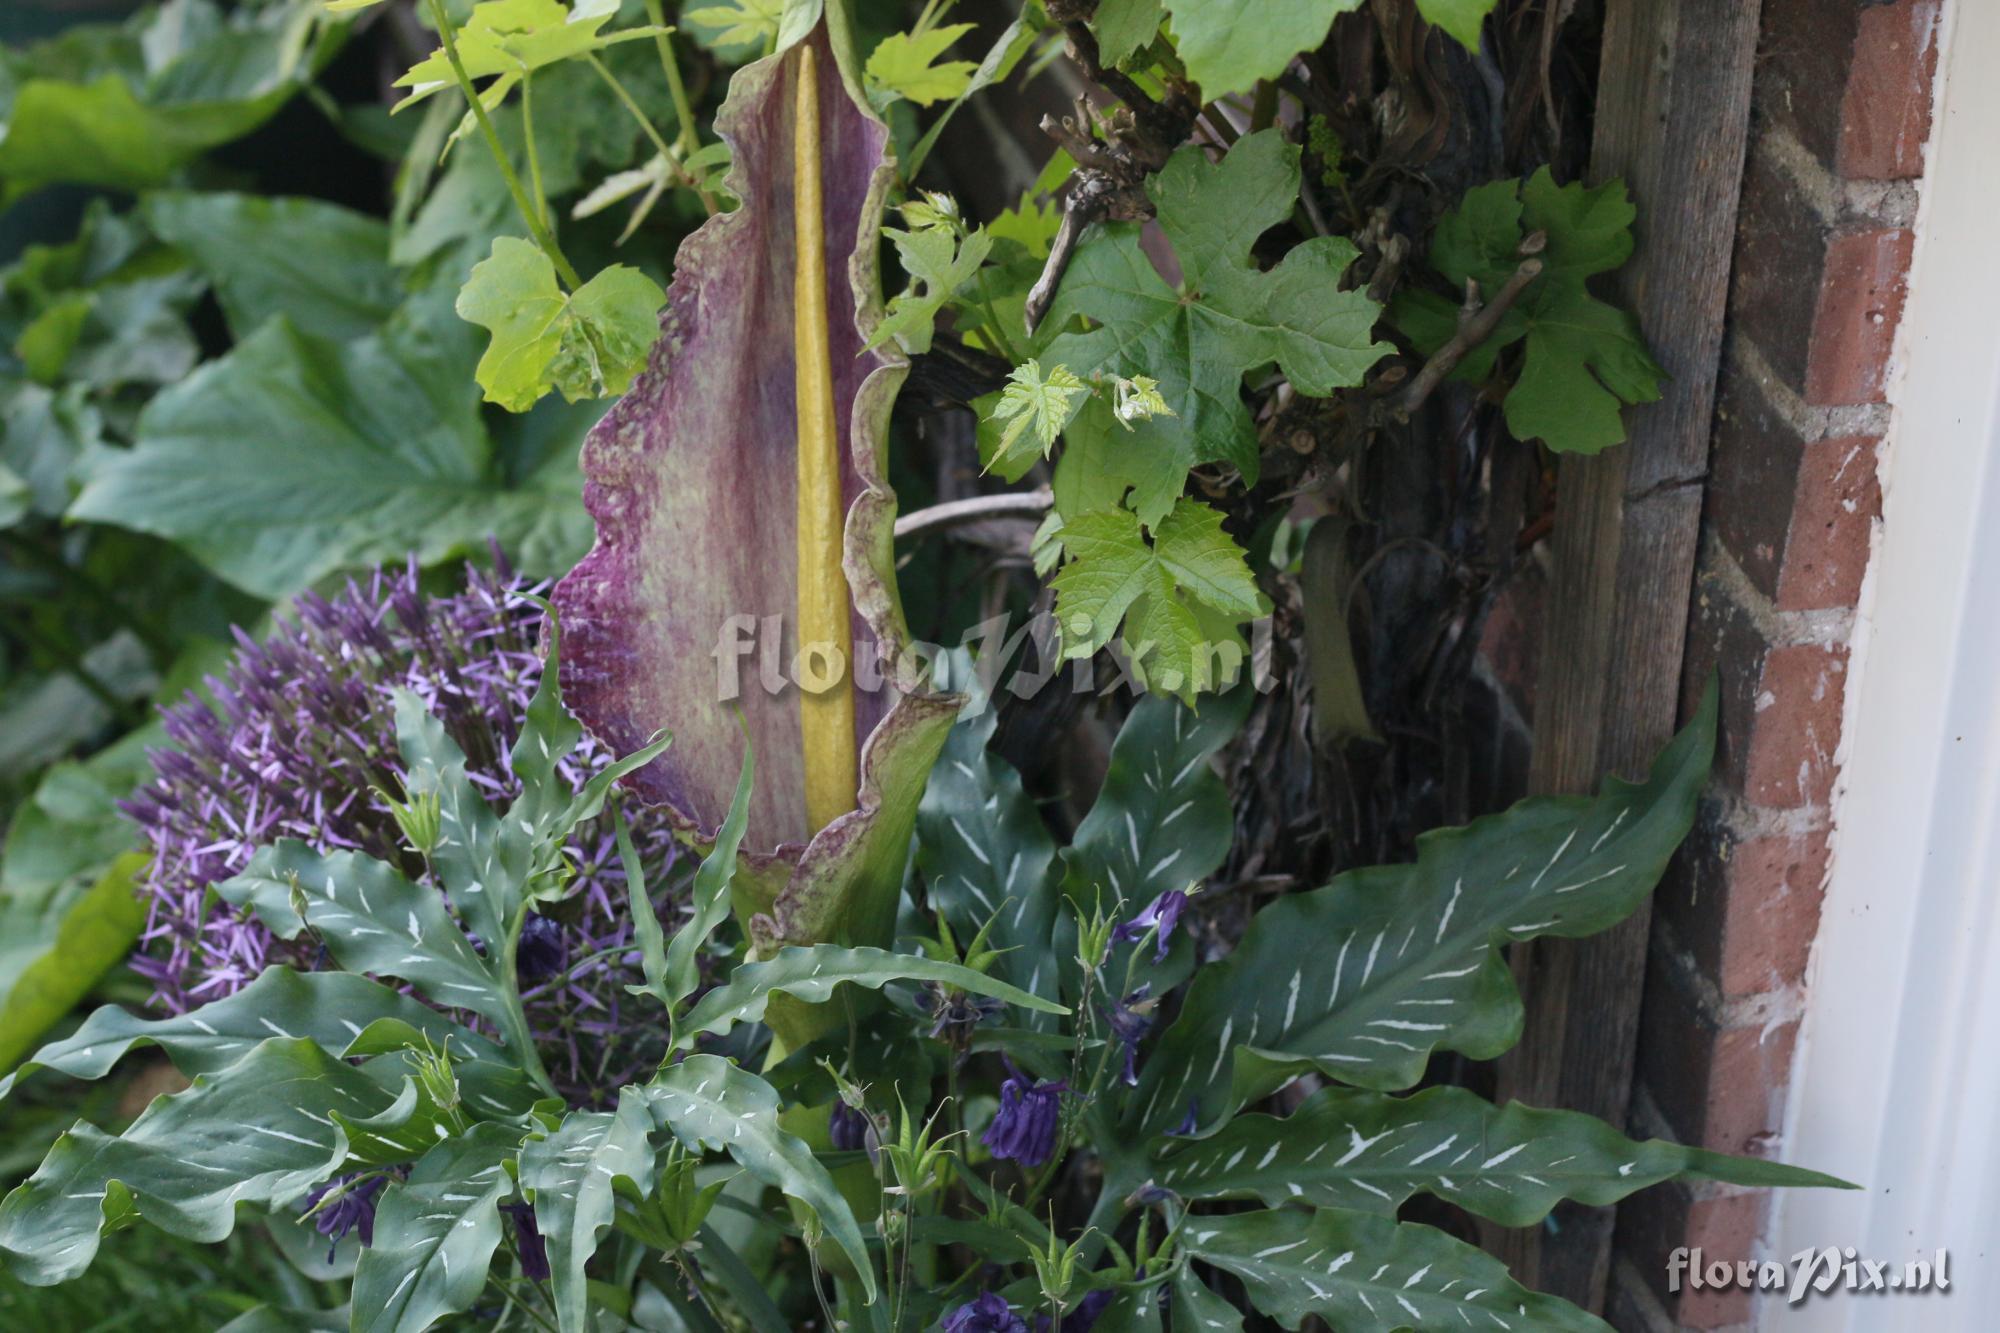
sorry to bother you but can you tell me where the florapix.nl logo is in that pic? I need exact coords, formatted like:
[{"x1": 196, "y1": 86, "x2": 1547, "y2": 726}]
[{"x1": 1670, "y1": 1247, "x2": 1951, "y2": 1305}]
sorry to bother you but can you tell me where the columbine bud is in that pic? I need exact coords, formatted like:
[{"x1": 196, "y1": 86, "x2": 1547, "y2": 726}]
[{"x1": 377, "y1": 783, "x2": 443, "y2": 857}]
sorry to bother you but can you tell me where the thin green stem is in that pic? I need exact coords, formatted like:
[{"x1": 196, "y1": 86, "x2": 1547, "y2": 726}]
[
  {"x1": 641, "y1": 1, "x2": 702, "y2": 158},
  {"x1": 582, "y1": 52, "x2": 718, "y2": 215},
  {"x1": 521, "y1": 71, "x2": 549, "y2": 228},
  {"x1": 424, "y1": 0, "x2": 581, "y2": 288}
]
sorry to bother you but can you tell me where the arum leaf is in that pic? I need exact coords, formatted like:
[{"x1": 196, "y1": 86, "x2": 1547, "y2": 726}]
[
  {"x1": 643, "y1": 1054, "x2": 873, "y2": 1295},
  {"x1": 0, "y1": 967, "x2": 504, "y2": 1102},
  {"x1": 1126, "y1": 687, "x2": 1714, "y2": 1138},
  {"x1": 351, "y1": 1123, "x2": 521, "y2": 1333},
  {"x1": 393, "y1": 690, "x2": 512, "y2": 951},
  {"x1": 657, "y1": 727, "x2": 755, "y2": 1013},
  {"x1": 1170, "y1": 1266, "x2": 1242, "y2": 1332},
  {"x1": 1182, "y1": 1208, "x2": 1605, "y2": 1331},
  {"x1": 673, "y1": 943, "x2": 1066, "y2": 1045},
  {"x1": 1156, "y1": 1083, "x2": 1855, "y2": 1225},
  {"x1": 0, "y1": 1039, "x2": 386, "y2": 1286},
  {"x1": 143, "y1": 192, "x2": 401, "y2": 341},
  {"x1": 216, "y1": 840, "x2": 509, "y2": 1029},
  {"x1": 551, "y1": 27, "x2": 959, "y2": 972},
  {"x1": 864, "y1": 24, "x2": 977, "y2": 107},
  {"x1": 915, "y1": 694, "x2": 1062, "y2": 1015},
  {"x1": 521, "y1": 1091, "x2": 656, "y2": 1333},
  {"x1": 330, "y1": 1077, "x2": 470, "y2": 1167},
  {"x1": 1042, "y1": 130, "x2": 1390, "y2": 521}
]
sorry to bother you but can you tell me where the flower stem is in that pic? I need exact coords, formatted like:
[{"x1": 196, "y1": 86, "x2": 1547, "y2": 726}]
[
  {"x1": 641, "y1": 0, "x2": 702, "y2": 158},
  {"x1": 423, "y1": 0, "x2": 580, "y2": 289},
  {"x1": 791, "y1": 44, "x2": 858, "y2": 834},
  {"x1": 582, "y1": 51, "x2": 717, "y2": 216}
]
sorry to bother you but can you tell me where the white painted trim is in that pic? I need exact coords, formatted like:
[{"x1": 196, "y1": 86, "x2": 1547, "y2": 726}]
[{"x1": 1764, "y1": 0, "x2": 1997, "y2": 1326}]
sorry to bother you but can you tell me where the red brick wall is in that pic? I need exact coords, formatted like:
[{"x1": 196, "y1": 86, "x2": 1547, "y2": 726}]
[{"x1": 1605, "y1": 2, "x2": 1941, "y2": 1328}]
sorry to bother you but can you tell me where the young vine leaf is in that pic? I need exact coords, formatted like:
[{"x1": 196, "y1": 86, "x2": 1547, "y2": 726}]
[
  {"x1": 456, "y1": 236, "x2": 665, "y2": 412},
  {"x1": 1155, "y1": 0, "x2": 1496, "y2": 96},
  {"x1": 393, "y1": 0, "x2": 651, "y2": 112},
  {"x1": 865, "y1": 23, "x2": 978, "y2": 107},
  {"x1": 1041, "y1": 129, "x2": 1390, "y2": 525},
  {"x1": 1049, "y1": 498, "x2": 1267, "y2": 703},
  {"x1": 1392, "y1": 166, "x2": 1663, "y2": 454},
  {"x1": 987, "y1": 359, "x2": 1088, "y2": 472},
  {"x1": 870, "y1": 210, "x2": 993, "y2": 355},
  {"x1": 686, "y1": 0, "x2": 786, "y2": 50}
]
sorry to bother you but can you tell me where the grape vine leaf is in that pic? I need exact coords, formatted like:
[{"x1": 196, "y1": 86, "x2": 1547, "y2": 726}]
[
  {"x1": 457, "y1": 237, "x2": 666, "y2": 412},
  {"x1": 865, "y1": 24, "x2": 978, "y2": 107},
  {"x1": 1092, "y1": 0, "x2": 1164, "y2": 68},
  {"x1": 1048, "y1": 498, "x2": 1268, "y2": 702},
  {"x1": 1042, "y1": 129, "x2": 1390, "y2": 524},
  {"x1": 870, "y1": 219, "x2": 993, "y2": 355},
  {"x1": 986, "y1": 359, "x2": 1087, "y2": 472},
  {"x1": 1392, "y1": 167, "x2": 1662, "y2": 454},
  {"x1": 1160, "y1": 0, "x2": 1494, "y2": 96},
  {"x1": 393, "y1": 0, "x2": 654, "y2": 111}
]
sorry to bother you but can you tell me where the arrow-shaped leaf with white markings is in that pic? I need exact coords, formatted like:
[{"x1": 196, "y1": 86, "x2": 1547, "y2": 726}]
[
  {"x1": 351, "y1": 1122, "x2": 521, "y2": 1333},
  {"x1": 1126, "y1": 689, "x2": 1713, "y2": 1137},
  {"x1": 394, "y1": 691, "x2": 514, "y2": 952},
  {"x1": 520, "y1": 1089, "x2": 656, "y2": 1333},
  {"x1": 1170, "y1": 1264, "x2": 1243, "y2": 1332},
  {"x1": 1181, "y1": 1207, "x2": 1606, "y2": 1332},
  {"x1": 0, "y1": 967, "x2": 498, "y2": 1102},
  {"x1": 642, "y1": 1054, "x2": 874, "y2": 1298},
  {"x1": 915, "y1": 694, "x2": 1062, "y2": 1012},
  {"x1": 672, "y1": 944, "x2": 1066, "y2": 1048},
  {"x1": 1153, "y1": 1082, "x2": 1854, "y2": 1225},
  {"x1": 217, "y1": 840, "x2": 511, "y2": 1029},
  {"x1": 0, "y1": 1038, "x2": 389, "y2": 1285}
]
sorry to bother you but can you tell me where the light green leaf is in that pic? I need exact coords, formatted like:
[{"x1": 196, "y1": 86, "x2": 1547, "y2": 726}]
[
  {"x1": 686, "y1": 0, "x2": 785, "y2": 50},
  {"x1": 351, "y1": 1123, "x2": 521, "y2": 1333},
  {"x1": 457, "y1": 237, "x2": 667, "y2": 412},
  {"x1": 216, "y1": 841, "x2": 511, "y2": 1029},
  {"x1": 1093, "y1": 0, "x2": 1164, "y2": 68},
  {"x1": 643, "y1": 1055, "x2": 873, "y2": 1297},
  {"x1": 1126, "y1": 687, "x2": 1714, "y2": 1138},
  {"x1": 1391, "y1": 167, "x2": 1661, "y2": 454},
  {"x1": 865, "y1": 24, "x2": 977, "y2": 107},
  {"x1": 1156, "y1": 1082, "x2": 1855, "y2": 1225},
  {"x1": 986, "y1": 359, "x2": 1087, "y2": 473},
  {"x1": 393, "y1": 0, "x2": 653, "y2": 110},
  {"x1": 0, "y1": 1039, "x2": 388, "y2": 1286},
  {"x1": 674, "y1": 943, "x2": 1066, "y2": 1046},
  {"x1": 68, "y1": 292, "x2": 592, "y2": 599},
  {"x1": 143, "y1": 192, "x2": 402, "y2": 341},
  {"x1": 1048, "y1": 499, "x2": 1267, "y2": 702},
  {"x1": 870, "y1": 222, "x2": 993, "y2": 355},
  {"x1": 1162, "y1": 0, "x2": 1361, "y2": 97},
  {"x1": 1043, "y1": 130, "x2": 1390, "y2": 516},
  {"x1": 0, "y1": 852, "x2": 147, "y2": 1074},
  {"x1": 1416, "y1": 0, "x2": 1498, "y2": 48},
  {"x1": 521, "y1": 1091, "x2": 656, "y2": 1333},
  {"x1": 1182, "y1": 1208, "x2": 1606, "y2": 1331}
]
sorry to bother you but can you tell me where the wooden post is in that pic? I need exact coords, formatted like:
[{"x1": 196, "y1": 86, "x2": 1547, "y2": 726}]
[{"x1": 1491, "y1": 0, "x2": 1764, "y2": 1310}]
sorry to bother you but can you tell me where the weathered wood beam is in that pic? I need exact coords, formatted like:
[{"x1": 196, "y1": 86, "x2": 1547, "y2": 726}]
[{"x1": 1491, "y1": 0, "x2": 1765, "y2": 1311}]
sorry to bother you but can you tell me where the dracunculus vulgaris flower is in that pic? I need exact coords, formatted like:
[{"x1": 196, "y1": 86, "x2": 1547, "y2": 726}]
[{"x1": 551, "y1": 17, "x2": 958, "y2": 1034}]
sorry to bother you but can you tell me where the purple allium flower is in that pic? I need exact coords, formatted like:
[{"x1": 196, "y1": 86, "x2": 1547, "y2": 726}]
[
  {"x1": 502, "y1": 1201, "x2": 550, "y2": 1281},
  {"x1": 981, "y1": 1059, "x2": 1066, "y2": 1168},
  {"x1": 829, "y1": 1099, "x2": 871, "y2": 1152},
  {"x1": 1112, "y1": 889, "x2": 1187, "y2": 963},
  {"x1": 942, "y1": 1291, "x2": 1028, "y2": 1333},
  {"x1": 300, "y1": 1172, "x2": 385, "y2": 1261},
  {"x1": 1103, "y1": 985, "x2": 1155, "y2": 1087},
  {"x1": 1033, "y1": 1288, "x2": 1115, "y2": 1332},
  {"x1": 121, "y1": 558, "x2": 682, "y2": 1104},
  {"x1": 516, "y1": 914, "x2": 569, "y2": 982}
]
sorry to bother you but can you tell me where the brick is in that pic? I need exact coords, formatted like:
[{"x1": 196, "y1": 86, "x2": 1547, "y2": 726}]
[
  {"x1": 1678, "y1": 565, "x2": 1771, "y2": 802},
  {"x1": 1804, "y1": 227, "x2": 1914, "y2": 405},
  {"x1": 1636, "y1": 953, "x2": 1800, "y2": 1155},
  {"x1": 1837, "y1": 0, "x2": 1941, "y2": 179},
  {"x1": 1654, "y1": 805, "x2": 1830, "y2": 999},
  {"x1": 1615, "y1": 1179, "x2": 1773, "y2": 1328},
  {"x1": 1742, "y1": 644, "x2": 1848, "y2": 808},
  {"x1": 1706, "y1": 364, "x2": 1810, "y2": 603},
  {"x1": 1753, "y1": 0, "x2": 1865, "y2": 169},
  {"x1": 1776, "y1": 434, "x2": 1881, "y2": 610},
  {"x1": 1728, "y1": 149, "x2": 1829, "y2": 396}
]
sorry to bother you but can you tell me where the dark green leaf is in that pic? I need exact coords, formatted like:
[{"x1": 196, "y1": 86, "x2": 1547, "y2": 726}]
[
  {"x1": 520, "y1": 1090, "x2": 656, "y2": 1333},
  {"x1": 351, "y1": 1123, "x2": 521, "y2": 1333}
]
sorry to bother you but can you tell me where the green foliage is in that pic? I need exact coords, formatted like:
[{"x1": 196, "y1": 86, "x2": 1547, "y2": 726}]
[
  {"x1": 1393, "y1": 166, "x2": 1664, "y2": 453},
  {"x1": 519, "y1": 1093, "x2": 656, "y2": 1332},
  {"x1": 1048, "y1": 499, "x2": 1268, "y2": 702},
  {"x1": 865, "y1": 25, "x2": 977, "y2": 107},
  {"x1": 350, "y1": 1124, "x2": 517, "y2": 1333},
  {"x1": 872, "y1": 201, "x2": 994, "y2": 355},
  {"x1": 0, "y1": 853, "x2": 145, "y2": 1075},
  {"x1": 1135, "y1": 0, "x2": 1496, "y2": 94},
  {"x1": 986, "y1": 359, "x2": 1087, "y2": 472},
  {"x1": 456, "y1": 236, "x2": 666, "y2": 411},
  {"x1": 392, "y1": 0, "x2": 655, "y2": 112},
  {"x1": 1042, "y1": 128, "x2": 1390, "y2": 523}
]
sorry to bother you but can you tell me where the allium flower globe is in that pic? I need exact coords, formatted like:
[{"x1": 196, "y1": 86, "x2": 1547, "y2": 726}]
[{"x1": 122, "y1": 558, "x2": 683, "y2": 1103}]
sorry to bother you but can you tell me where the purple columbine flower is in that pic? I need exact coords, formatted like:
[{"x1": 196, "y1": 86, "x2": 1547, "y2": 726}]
[
  {"x1": 1103, "y1": 985, "x2": 1155, "y2": 1086},
  {"x1": 300, "y1": 1172, "x2": 386, "y2": 1262},
  {"x1": 502, "y1": 1201, "x2": 550, "y2": 1281},
  {"x1": 1169, "y1": 1103, "x2": 1201, "y2": 1137},
  {"x1": 829, "y1": 1099, "x2": 872, "y2": 1152},
  {"x1": 924, "y1": 984, "x2": 1005, "y2": 1049},
  {"x1": 942, "y1": 1292, "x2": 1029, "y2": 1333},
  {"x1": 981, "y1": 1060, "x2": 1067, "y2": 1168},
  {"x1": 516, "y1": 914, "x2": 569, "y2": 982},
  {"x1": 120, "y1": 557, "x2": 682, "y2": 1105},
  {"x1": 1111, "y1": 889, "x2": 1187, "y2": 963}
]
